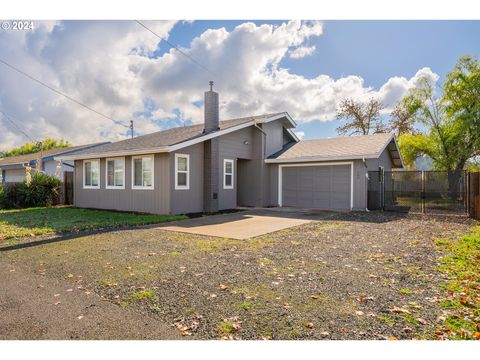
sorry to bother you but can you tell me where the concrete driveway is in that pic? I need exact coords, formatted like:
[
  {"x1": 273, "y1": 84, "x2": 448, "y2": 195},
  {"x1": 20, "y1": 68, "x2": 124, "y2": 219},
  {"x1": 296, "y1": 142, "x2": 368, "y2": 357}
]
[{"x1": 158, "y1": 208, "x2": 333, "y2": 239}]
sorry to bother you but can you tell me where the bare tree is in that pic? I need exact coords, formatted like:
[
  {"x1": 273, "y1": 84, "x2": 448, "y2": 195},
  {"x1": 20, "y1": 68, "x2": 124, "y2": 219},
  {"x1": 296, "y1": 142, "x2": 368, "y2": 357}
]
[
  {"x1": 336, "y1": 98, "x2": 385, "y2": 136},
  {"x1": 388, "y1": 100, "x2": 417, "y2": 136}
]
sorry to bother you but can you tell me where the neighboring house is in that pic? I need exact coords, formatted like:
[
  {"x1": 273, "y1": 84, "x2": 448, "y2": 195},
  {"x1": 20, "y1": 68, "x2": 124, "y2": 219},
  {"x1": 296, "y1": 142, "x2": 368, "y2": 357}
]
[
  {"x1": 56, "y1": 85, "x2": 403, "y2": 215},
  {"x1": 0, "y1": 142, "x2": 109, "y2": 183}
]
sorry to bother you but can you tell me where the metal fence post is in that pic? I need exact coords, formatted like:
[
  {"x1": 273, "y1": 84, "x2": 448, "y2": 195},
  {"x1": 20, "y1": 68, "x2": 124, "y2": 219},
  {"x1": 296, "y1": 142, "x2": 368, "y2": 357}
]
[{"x1": 421, "y1": 171, "x2": 425, "y2": 214}]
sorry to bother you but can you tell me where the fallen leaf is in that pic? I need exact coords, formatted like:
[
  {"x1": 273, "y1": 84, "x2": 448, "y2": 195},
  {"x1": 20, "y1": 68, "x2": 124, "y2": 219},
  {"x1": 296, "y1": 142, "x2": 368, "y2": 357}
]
[
  {"x1": 67, "y1": 273, "x2": 74, "y2": 278},
  {"x1": 310, "y1": 294, "x2": 322, "y2": 300},
  {"x1": 389, "y1": 306, "x2": 411, "y2": 314},
  {"x1": 417, "y1": 318, "x2": 428, "y2": 325},
  {"x1": 219, "y1": 284, "x2": 229, "y2": 290},
  {"x1": 389, "y1": 336, "x2": 398, "y2": 340},
  {"x1": 77, "y1": 315, "x2": 84, "y2": 320},
  {"x1": 54, "y1": 301, "x2": 61, "y2": 305},
  {"x1": 355, "y1": 311, "x2": 364, "y2": 316},
  {"x1": 320, "y1": 331, "x2": 330, "y2": 337},
  {"x1": 305, "y1": 322, "x2": 314, "y2": 329}
]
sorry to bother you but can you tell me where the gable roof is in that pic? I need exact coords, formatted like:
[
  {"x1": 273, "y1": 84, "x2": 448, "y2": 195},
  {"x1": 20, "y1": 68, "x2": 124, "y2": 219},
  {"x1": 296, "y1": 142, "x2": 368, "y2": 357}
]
[
  {"x1": 266, "y1": 133, "x2": 403, "y2": 168},
  {"x1": 56, "y1": 112, "x2": 296, "y2": 160},
  {"x1": 0, "y1": 142, "x2": 109, "y2": 167}
]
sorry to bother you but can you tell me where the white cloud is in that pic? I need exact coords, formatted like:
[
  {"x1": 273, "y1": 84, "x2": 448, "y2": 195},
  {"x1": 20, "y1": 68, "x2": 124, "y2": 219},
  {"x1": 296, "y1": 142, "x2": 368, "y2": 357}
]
[
  {"x1": 0, "y1": 20, "x2": 439, "y2": 149},
  {"x1": 289, "y1": 45, "x2": 316, "y2": 59},
  {"x1": 294, "y1": 130, "x2": 305, "y2": 140}
]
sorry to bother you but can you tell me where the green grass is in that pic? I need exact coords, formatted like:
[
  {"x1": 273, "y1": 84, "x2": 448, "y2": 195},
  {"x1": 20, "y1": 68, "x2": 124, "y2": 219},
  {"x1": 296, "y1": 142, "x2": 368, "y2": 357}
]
[
  {"x1": 399, "y1": 288, "x2": 413, "y2": 295},
  {"x1": 436, "y1": 226, "x2": 480, "y2": 340},
  {"x1": 378, "y1": 316, "x2": 395, "y2": 326},
  {"x1": 126, "y1": 290, "x2": 155, "y2": 302},
  {"x1": 0, "y1": 206, "x2": 187, "y2": 240}
]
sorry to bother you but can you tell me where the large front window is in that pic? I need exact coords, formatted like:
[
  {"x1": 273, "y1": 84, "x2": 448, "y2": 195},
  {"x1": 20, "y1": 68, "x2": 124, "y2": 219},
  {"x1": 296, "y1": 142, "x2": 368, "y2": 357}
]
[
  {"x1": 132, "y1": 155, "x2": 154, "y2": 189},
  {"x1": 106, "y1": 157, "x2": 125, "y2": 189},
  {"x1": 83, "y1": 159, "x2": 100, "y2": 188}
]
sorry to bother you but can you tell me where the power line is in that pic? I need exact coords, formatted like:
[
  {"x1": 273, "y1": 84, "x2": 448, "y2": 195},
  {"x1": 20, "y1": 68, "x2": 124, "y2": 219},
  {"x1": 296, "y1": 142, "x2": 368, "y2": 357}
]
[
  {"x1": 0, "y1": 57, "x2": 130, "y2": 129},
  {"x1": 0, "y1": 109, "x2": 36, "y2": 142},
  {"x1": 134, "y1": 20, "x2": 216, "y2": 78}
]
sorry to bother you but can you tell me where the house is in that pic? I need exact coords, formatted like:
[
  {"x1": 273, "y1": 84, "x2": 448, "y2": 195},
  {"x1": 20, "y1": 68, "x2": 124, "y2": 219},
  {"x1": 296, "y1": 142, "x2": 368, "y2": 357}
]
[
  {"x1": 56, "y1": 84, "x2": 403, "y2": 214},
  {"x1": 0, "y1": 142, "x2": 109, "y2": 183}
]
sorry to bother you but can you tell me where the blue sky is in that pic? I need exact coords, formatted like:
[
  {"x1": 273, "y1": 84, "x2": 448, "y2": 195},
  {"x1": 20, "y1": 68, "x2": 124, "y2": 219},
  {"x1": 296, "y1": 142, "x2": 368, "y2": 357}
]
[
  {"x1": 163, "y1": 20, "x2": 480, "y2": 139},
  {"x1": 1, "y1": 20, "x2": 479, "y2": 148}
]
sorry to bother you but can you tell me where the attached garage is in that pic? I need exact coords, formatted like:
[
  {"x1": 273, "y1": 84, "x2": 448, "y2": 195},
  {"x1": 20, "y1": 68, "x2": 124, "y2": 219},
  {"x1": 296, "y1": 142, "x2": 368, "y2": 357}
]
[{"x1": 279, "y1": 163, "x2": 353, "y2": 210}]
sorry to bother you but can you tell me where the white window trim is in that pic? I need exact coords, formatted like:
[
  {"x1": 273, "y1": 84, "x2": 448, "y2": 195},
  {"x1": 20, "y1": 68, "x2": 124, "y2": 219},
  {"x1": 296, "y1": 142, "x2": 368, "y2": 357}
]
[
  {"x1": 174, "y1": 153, "x2": 190, "y2": 190},
  {"x1": 105, "y1": 157, "x2": 125, "y2": 190},
  {"x1": 278, "y1": 162, "x2": 354, "y2": 210},
  {"x1": 83, "y1": 159, "x2": 100, "y2": 189},
  {"x1": 131, "y1": 155, "x2": 155, "y2": 190},
  {"x1": 223, "y1": 159, "x2": 234, "y2": 190}
]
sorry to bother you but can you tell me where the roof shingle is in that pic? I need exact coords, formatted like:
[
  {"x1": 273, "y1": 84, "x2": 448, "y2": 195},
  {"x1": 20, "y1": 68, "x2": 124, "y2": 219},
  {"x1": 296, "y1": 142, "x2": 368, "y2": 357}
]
[
  {"x1": 0, "y1": 142, "x2": 107, "y2": 166},
  {"x1": 68, "y1": 113, "x2": 283, "y2": 157},
  {"x1": 268, "y1": 133, "x2": 395, "y2": 161}
]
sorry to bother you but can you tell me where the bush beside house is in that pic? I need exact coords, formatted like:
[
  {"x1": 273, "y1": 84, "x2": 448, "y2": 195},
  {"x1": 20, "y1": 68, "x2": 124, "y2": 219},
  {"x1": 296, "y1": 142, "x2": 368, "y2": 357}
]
[{"x1": 0, "y1": 172, "x2": 61, "y2": 209}]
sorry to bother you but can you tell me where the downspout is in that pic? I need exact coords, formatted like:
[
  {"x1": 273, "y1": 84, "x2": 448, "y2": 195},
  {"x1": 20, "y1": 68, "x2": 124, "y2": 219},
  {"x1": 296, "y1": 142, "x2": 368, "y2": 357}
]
[{"x1": 363, "y1": 157, "x2": 370, "y2": 212}]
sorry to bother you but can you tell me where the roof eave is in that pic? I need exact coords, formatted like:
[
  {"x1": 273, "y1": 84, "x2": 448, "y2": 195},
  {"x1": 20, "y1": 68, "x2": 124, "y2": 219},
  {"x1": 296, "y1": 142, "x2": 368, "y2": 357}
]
[
  {"x1": 55, "y1": 146, "x2": 170, "y2": 161},
  {"x1": 265, "y1": 154, "x2": 379, "y2": 164},
  {"x1": 55, "y1": 113, "x2": 295, "y2": 161}
]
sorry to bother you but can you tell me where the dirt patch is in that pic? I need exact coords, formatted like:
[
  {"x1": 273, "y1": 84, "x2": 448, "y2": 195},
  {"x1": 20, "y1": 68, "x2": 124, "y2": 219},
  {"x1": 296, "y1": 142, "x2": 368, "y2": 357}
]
[{"x1": 1, "y1": 211, "x2": 476, "y2": 339}]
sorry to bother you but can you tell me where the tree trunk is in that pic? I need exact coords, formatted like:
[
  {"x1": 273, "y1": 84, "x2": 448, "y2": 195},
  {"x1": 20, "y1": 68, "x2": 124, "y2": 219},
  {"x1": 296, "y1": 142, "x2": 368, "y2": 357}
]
[{"x1": 447, "y1": 163, "x2": 465, "y2": 199}]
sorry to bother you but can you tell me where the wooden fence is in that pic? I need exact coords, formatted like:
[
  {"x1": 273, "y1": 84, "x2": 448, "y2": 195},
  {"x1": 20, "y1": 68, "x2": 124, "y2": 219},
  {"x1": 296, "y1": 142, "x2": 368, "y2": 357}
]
[{"x1": 467, "y1": 172, "x2": 480, "y2": 220}]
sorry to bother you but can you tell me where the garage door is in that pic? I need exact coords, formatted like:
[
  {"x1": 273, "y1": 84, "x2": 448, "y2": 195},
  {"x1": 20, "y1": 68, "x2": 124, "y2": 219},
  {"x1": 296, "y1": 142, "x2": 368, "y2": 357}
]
[{"x1": 281, "y1": 164, "x2": 351, "y2": 210}]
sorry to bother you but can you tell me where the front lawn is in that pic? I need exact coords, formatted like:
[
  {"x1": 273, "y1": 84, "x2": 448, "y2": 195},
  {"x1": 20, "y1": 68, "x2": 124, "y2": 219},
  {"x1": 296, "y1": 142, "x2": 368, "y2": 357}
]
[
  {"x1": 0, "y1": 207, "x2": 186, "y2": 241},
  {"x1": 2, "y1": 211, "x2": 476, "y2": 339},
  {"x1": 435, "y1": 227, "x2": 480, "y2": 340}
]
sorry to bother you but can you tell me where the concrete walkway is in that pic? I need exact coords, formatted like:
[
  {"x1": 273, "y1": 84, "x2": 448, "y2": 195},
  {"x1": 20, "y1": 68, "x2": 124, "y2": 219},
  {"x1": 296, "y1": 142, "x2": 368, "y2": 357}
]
[{"x1": 159, "y1": 208, "x2": 331, "y2": 239}]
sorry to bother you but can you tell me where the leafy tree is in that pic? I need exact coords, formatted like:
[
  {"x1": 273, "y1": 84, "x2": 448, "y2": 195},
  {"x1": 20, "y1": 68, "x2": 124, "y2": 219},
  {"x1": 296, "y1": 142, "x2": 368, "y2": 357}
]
[
  {"x1": 1, "y1": 138, "x2": 71, "y2": 158},
  {"x1": 396, "y1": 55, "x2": 480, "y2": 190},
  {"x1": 336, "y1": 98, "x2": 386, "y2": 135},
  {"x1": 397, "y1": 56, "x2": 480, "y2": 172}
]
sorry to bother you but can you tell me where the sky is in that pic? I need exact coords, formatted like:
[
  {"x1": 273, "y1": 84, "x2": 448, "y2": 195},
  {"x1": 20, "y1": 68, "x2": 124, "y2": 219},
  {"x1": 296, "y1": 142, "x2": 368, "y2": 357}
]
[{"x1": 0, "y1": 20, "x2": 479, "y2": 149}]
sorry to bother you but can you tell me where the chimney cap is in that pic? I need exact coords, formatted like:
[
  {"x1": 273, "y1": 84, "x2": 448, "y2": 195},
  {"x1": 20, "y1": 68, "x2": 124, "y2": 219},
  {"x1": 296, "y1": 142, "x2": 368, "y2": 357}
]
[{"x1": 209, "y1": 80, "x2": 214, "y2": 91}]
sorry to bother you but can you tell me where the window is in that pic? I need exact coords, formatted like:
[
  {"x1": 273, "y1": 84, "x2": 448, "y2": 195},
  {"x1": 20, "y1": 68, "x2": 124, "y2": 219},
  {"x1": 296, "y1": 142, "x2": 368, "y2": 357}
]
[
  {"x1": 83, "y1": 159, "x2": 100, "y2": 189},
  {"x1": 223, "y1": 159, "x2": 234, "y2": 189},
  {"x1": 106, "y1": 157, "x2": 125, "y2": 189},
  {"x1": 132, "y1": 155, "x2": 154, "y2": 189},
  {"x1": 175, "y1": 154, "x2": 190, "y2": 190}
]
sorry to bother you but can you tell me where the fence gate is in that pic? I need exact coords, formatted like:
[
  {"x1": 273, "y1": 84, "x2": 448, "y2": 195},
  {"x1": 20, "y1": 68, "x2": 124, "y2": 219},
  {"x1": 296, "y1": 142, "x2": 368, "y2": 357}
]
[{"x1": 368, "y1": 170, "x2": 466, "y2": 214}]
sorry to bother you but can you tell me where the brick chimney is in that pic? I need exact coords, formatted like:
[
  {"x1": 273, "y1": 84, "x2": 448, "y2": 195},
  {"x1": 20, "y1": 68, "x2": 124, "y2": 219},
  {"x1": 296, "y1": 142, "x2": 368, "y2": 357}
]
[{"x1": 203, "y1": 81, "x2": 219, "y2": 133}]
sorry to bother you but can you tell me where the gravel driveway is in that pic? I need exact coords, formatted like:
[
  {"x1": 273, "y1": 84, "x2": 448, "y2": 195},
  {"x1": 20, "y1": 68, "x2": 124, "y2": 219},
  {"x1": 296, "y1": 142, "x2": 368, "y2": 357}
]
[{"x1": 0, "y1": 211, "x2": 475, "y2": 340}]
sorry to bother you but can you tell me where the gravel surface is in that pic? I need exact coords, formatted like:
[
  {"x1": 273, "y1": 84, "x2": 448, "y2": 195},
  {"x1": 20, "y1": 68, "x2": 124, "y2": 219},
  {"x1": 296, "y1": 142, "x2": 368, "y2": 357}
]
[{"x1": 1, "y1": 211, "x2": 476, "y2": 340}]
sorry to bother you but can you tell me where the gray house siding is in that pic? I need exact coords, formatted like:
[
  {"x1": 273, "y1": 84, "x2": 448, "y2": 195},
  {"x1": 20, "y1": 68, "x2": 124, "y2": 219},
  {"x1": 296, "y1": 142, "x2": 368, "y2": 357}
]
[
  {"x1": 74, "y1": 153, "x2": 170, "y2": 214},
  {"x1": 170, "y1": 143, "x2": 204, "y2": 214},
  {"x1": 217, "y1": 126, "x2": 256, "y2": 210},
  {"x1": 263, "y1": 121, "x2": 286, "y2": 157},
  {"x1": 237, "y1": 127, "x2": 266, "y2": 207}
]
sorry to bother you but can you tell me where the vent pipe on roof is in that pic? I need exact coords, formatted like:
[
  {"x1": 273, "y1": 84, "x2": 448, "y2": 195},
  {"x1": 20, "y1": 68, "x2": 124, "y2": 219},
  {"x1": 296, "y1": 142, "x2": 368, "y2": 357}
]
[{"x1": 203, "y1": 81, "x2": 219, "y2": 134}]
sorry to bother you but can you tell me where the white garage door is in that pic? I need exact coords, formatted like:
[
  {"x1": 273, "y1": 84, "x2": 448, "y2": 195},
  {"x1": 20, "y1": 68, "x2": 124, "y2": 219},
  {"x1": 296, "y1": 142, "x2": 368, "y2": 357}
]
[{"x1": 280, "y1": 164, "x2": 352, "y2": 210}]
